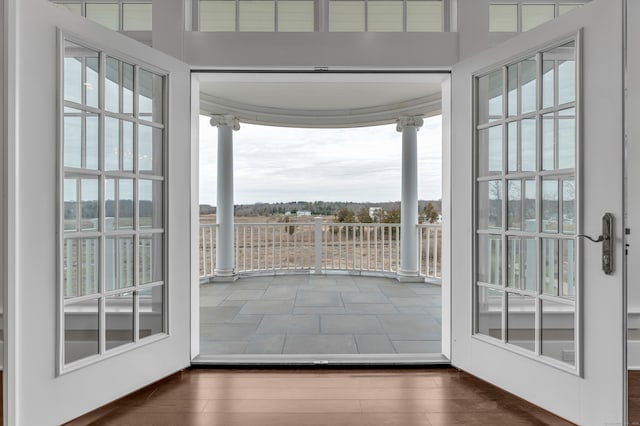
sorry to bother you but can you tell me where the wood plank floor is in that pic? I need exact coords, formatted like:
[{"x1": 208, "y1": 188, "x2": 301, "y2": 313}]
[
  {"x1": 630, "y1": 370, "x2": 640, "y2": 425},
  {"x1": 65, "y1": 368, "x2": 574, "y2": 425}
]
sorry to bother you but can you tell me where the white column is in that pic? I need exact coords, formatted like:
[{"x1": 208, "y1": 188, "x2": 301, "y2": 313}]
[
  {"x1": 397, "y1": 116, "x2": 424, "y2": 282},
  {"x1": 211, "y1": 115, "x2": 240, "y2": 280}
]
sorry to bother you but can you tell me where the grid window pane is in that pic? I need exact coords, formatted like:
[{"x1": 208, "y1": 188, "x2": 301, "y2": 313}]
[
  {"x1": 477, "y1": 71, "x2": 503, "y2": 124},
  {"x1": 139, "y1": 286, "x2": 164, "y2": 338},
  {"x1": 138, "y1": 125, "x2": 163, "y2": 175},
  {"x1": 105, "y1": 117, "x2": 119, "y2": 170},
  {"x1": 562, "y1": 179, "x2": 576, "y2": 234},
  {"x1": 561, "y1": 239, "x2": 576, "y2": 297},
  {"x1": 508, "y1": 122, "x2": 517, "y2": 172},
  {"x1": 524, "y1": 180, "x2": 536, "y2": 232},
  {"x1": 106, "y1": 292, "x2": 135, "y2": 350},
  {"x1": 200, "y1": 0, "x2": 236, "y2": 31},
  {"x1": 63, "y1": 239, "x2": 80, "y2": 297},
  {"x1": 489, "y1": 4, "x2": 517, "y2": 32},
  {"x1": 80, "y1": 238, "x2": 100, "y2": 296},
  {"x1": 139, "y1": 234, "x2": 163, "y2": 284},
  {"x1": 123, "y1": 3, "x2": 153, "y2": 31},
  {"x1": 64, "y1": 179, "x2": 78, "y2": 232},
  {"x1": 542, "y1": 238, "x2": 559, "y2": 296},
  {"x1": 542, "y1": 179, "x2": 559, "y2": 233},
  {"x1": 477, "y1": 286, "x2": 503, "y2": 339},
  {"x1": 521, "y1": 4, "x2": 554, "y2": 32},
  {"x1": 507, "y1": 64, "x2": 518, "y2": 117},
  {"x1": 478, "y1": 235, "x2": 502, "y2": 285},
  {"x1": 407, "y1": 0, "x2": 442, "y2": 32},
  {"x1": 105, "y1": 237, "x2": 135, "y2": 291},
  {"x1": 507, "y1": 237, "x2": 536, "y2": 291},
  {"x1": 86, "y1": 3, "x2": 120, "y2": 31},
  {"x1": 520, "y1": 59, "x2": 537, "y2": 114},
  {"x1": 86, "y1": 114, "x2": 99, "y2": 169},
  {"x1": 507, "y1": 180, "x2": 521, "y2": 230},
  {"x1": 478, "y1": 126, "x2": 503, "y2": 176},
  {"x1": 65, "y1": 299, "x2": 99, "y2": 364},
  {"x1": 329, "y1": 0, "x2": 365, "y2": 32},
  {"x1": 239, "y1": 0, "x2": 275, "y2": 31},
  {"x1": 558, "y1": 115, "x2": 575, "y2": 169},
  {"x1": 139, "y1": 69, "x2": 164, "y2": 122},
  {"x1": 64, "y1": 111, "x2": 82, "y2": 168},
  {"x1": 478, "y1": 181, "x2": 503, "y2": 231},
  {"x1": 278, "y1": 0, "x2": 314, "y2": 32},
  {"x1": 507, "y1": 293, "x2": 536, "y2": 351},
  {"x1": 123, "y1": 121, "x2": 134, "y2": 172},
  {"x1": 85, "y1": 54, "x2": 99, "y2": 108},
  {"x1": 542, "y1": 300, "x2": 575, "y2": 365},
  {"x1": 80, "y1": 178, "x2": 99, "y2": 231},
  {"x1": 139, "y1": 180, "x2": 163, "y2": 229},
  {"x1": 368, "y1": 0, "x2": 403, "y2": 32},
  {"x1": 105, "y1": 57, "x2": 120, "y2": 113},
  {"x1": 521, "y1": 118, "x2": 536, "y2": 172}
]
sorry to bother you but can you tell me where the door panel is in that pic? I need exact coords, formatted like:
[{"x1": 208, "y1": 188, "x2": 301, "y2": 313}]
[
  {"x1": 7, "y1": 2, "x2": 191, "y2": 424},
  {"x1": 451, "y1": 1, "x2": 624, "y2": 424}
]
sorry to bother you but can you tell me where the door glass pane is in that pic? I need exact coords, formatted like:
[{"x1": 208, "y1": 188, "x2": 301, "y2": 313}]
[
  {"x1": 524, "y1": 179, "x2": 537, "y2": 232},
  {"x1": 521, "y1": 4, "x2": 554, "y2": 32},
  {"x1": 477, "y1": 71, "x2": 503, "y2": 124},
  {"x1": 64, "y1": 41, "x2": 83, "y2": 104},
  {"x1": 562, "y1": 179, "x2": 576, "y2": 234},
  {"x1": 80, "y1": 238, "x2": 100, "y2": 296},
  {"x1": 489, "y1": 4, "x2": 517, "y2": 32},
  {"x1": 105, "y1": 57, "x2": 120, "y2": 113},
  {"x1": 521, "y1": 118, "x2": 536, "y2": 172},
  {"x1": 557, "y1": 43, "x2": 576, "y2": 105},
  {"x1": 123, "y1": 3, "x2": 153, "y2": 31},
  {"x1": 507, "y1": 64, "x2": 518, "y2": 117},
  {"x1": 542, "y1": 59, "x2": 554, "y2": 109},
  {"x1": 105, "y1": 237, "x2": 134, "y2": 291},
  {"x1": 86, "y1": 114, "x2": 99, "y2": 169},
  {"x1": 477, "y1": 286, "x2": 502, "y2": 339},
  {"x1": 105, "y1": 179, "x2": 116, "y2": 231},
  {"x1": 278, "y1": 0, "x2": 314, "y2": 32},
  {"x1": 508, "y1": 237, "x2": 536, "y2": 291},
  {"x1": 478, "y1": 181, "x2": 502, "y2": 230},
  {"x1": 139, "y1": 180, "x2": 163, "y2": 229},
  {"x1": 507, "y1": 293, "x2": 535, "y2": 351},
  {"x1": 368, "y1": 0, "x2": 402, "y2": 32},
  {"x1": 119, "y1": 179, "x2": 134, "y2": 230},
  {"x1": 520, "y1": 59, "x2": 537, "y2": 114},
  {"x1": 80, "y1": 178, "x2": 99, "y2": 231},
  {"x1": 507, "y1": 237, "x2": 521, "y2": 288},
  {"x1": 507, "y1": 180, "x2": 521, "y2": 230},
  {"x1": 508, "y1": 122, "x2": 517, "y2": 172},
  {"x1": 542, "y1": 300, "x2": 575, "y2": 366},
  {"x1": 63, "y1": 239, "x2": 79, "y2": 297},
  {"x1": 64, "y1": 110, "x2": 82, "y2": 168},
  {"x1": 239, "y1": 0, "x2": 275, "y2": 31},
  {"x1": 542, "y1": 179, "x2": 559, "y2": 232},
  {"x1": 542, "y1": 238, "x2": 559, "y2": 296},
  {"x1": 139, "y1": 69, "x2": 163, "y2": 122},
  {"x1": 138, "y1": 125, "x2": 163, "y2": 175},
  {"x1": 139, "y1": 234, "x2": 163, "y2": 284},
  {"x1": 65, "y1": 298, "x2": 99, "y2": 364},
  {"x1": 561, "y1": 239, "x2": 576, "y2": 297},
  {"x1": 86, "y1": 3, "x2": 120, "y2": 31},
  {"x1": 407, "y1": 0, "x2": 442, "y2": 32},
  {"x1": 478, "y1": 126, "x2": 503, "y2": 176},
  {"x1": 105, "y1": 117, "x2": 119, "y2": 170},
  {"x1": 558, "y1": 114, "x2": 575, "y2": 169},
  {"x1": 85, "y1": 54, "x2": 99, "y2": 108},
  {"x1": 542, "y1": 113, "x2": 555, "y2": 170},
  {"x1": 64, "y1": 179, "x2": 78, "y2": 232},
  {"x1": 139, "y1": 285, "x2": 164, "y2": 338},
  {"x1": 329, "y1": 0, "x2": 365, "y2": 32},
  {"x1": 123, "y1": 121, "x2": 134, "y2": 172},
  {"x1": 478, "y1": 234, "x2": 502, "y2": 285},
  {"x1": 106, "y1": 292, "x2": 135, "y2": 350},
  {"x1": 123, "y1": 62, "x2": 135, "y2": 115}
]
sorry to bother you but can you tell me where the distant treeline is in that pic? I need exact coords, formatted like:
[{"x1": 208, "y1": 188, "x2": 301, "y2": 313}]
[
  {"x1": 64, "y1": 200, "x2": 155, "y2": 220},
  {"x1": 200, "y1": 200, "x2": 442, "y2": 217}
]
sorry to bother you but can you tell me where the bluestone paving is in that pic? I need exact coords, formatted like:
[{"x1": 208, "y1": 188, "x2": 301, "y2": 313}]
[{"x1": 200, "y1": 275, "x2": 441, "y2": 356}]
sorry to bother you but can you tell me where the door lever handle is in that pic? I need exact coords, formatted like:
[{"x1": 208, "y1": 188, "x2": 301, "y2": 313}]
[{"x1": 576, "y1": 213, "x2": 614, "y2": 275}]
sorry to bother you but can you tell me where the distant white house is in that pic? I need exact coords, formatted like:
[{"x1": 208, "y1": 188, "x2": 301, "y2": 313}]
[
  {"x1": 296, "y1": 210, "x2": 312, "y2": 217},
  {"x1": 369, "y1": 207, "x2": 382, "y2": 221}
]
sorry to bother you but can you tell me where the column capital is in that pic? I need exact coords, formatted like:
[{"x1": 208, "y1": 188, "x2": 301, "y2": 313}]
[
  {"x1": 210, "y1": 114, "x2": 240, "y2": 131},
  {"x1": 396, "y1": 116, "x2": 424, "y2": 133}
]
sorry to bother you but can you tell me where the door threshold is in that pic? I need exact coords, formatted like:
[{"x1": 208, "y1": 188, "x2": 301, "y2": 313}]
[{"x1": 191, "y1": 353, "x2": 450, "y2": 366}]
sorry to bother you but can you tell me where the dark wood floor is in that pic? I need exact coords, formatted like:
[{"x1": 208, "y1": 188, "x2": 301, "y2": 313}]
[
  {"x1": 630, "y1": 370, "x2": 640, "y2": 425},
  {"x1": 66, "y1": 367, "x2": 573, "y2": 425}
]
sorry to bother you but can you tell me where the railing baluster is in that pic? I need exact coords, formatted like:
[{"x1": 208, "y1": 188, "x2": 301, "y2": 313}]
[{"x1": 434, "y1": 227, "x2": 439, "y2": 277}]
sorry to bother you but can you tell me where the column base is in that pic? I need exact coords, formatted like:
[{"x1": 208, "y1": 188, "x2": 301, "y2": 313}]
[
  {"x1": 212, "y1": 269, "x2": 239, "y2": 283},
  {"x1": 396, "y1": 270, "x2": 424, "y2": 283}
]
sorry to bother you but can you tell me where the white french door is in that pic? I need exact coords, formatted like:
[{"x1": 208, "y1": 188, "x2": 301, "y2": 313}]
[
  {"x1": 450, "y1": 0, "x2": 625, "y2": 424},
  {"x1": 6, "y1": 2, "x2": 192, "y2": 424}
]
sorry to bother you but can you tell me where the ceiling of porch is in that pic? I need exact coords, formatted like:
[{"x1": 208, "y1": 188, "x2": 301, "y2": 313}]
[{"x1": 197, "y1": 72, "x2": 447, "y2": 128}]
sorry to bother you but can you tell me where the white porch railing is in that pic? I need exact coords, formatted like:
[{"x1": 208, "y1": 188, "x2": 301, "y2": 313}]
[{"x1": 200, "y1": 220, "x2": 442, "y2": 282}]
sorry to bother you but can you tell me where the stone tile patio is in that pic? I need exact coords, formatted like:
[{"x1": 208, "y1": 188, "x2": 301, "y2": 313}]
[{"x1": 199, "y1": 275, "x2": 442, "y2": 357}]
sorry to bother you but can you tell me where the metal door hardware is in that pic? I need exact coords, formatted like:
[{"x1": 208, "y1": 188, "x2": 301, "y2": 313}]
[{"x1": 576, "y1": 213, "x2": 614, "y2": 275}]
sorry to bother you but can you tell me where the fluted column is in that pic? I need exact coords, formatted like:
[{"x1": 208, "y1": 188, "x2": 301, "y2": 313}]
[
  {"x1": 397, "y1": 116, "x2": 423, "y2": 282},
  {"x1": 210, "y1": 115, "x2": 240, "y2": 280}
]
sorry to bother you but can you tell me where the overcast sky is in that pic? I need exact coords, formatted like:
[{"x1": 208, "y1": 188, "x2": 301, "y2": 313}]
[{"x1": 199, "y1": 115, "x2": 442, "y2": 205}]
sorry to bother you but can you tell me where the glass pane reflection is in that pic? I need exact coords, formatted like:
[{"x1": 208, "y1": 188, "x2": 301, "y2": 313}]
[
  {"x1": 507, "y1": 293, "x2": 536, "y2": 352},
  {"x1": 477, "y1": 286, "x2": 502, "y2": 339},
  {"x1": 542, "y1": 299, "x2": 575, "y2": 366},
  {"x1": 65, "y1": 298, "x2": 99, "y2": 364},
  {"x1": 139, "y1": 286, "x2": 164, "y2": 338},
  {"x1": 106, "y1": 293, "x2": 134, "y2": 351}
]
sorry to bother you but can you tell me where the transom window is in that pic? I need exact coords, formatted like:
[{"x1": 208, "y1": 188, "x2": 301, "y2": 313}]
[
  {"x1": 60, "y1": 38, "x2": 165, "y2": 370},
  {"x1": 197, "y1": 0, "x2": 445, "y2": 32},
  {"x1": 52, "y1": 1, "x2": 152, "y2": 32},
  {"x1": 474, "y1": 40, "x2": 578, "y2": 370},
  {"x1": 489, "y1": 2, "x2": 585, "y2": 33}
]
